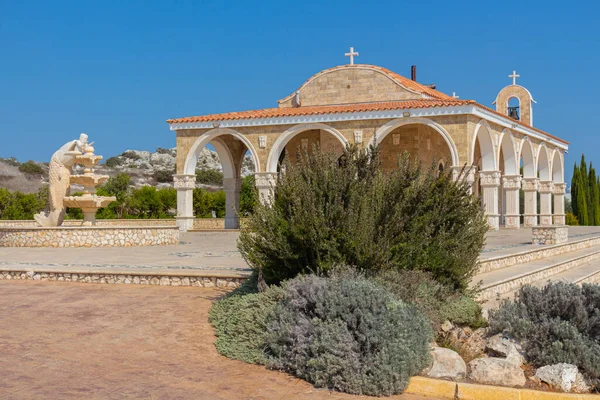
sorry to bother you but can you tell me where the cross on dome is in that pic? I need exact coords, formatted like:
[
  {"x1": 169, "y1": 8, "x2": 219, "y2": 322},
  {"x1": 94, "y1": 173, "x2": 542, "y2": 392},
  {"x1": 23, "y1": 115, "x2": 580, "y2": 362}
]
[
  {"x1": 509, "y1": 70, "x2": 520, "y2": 85},
  {"x1": 345, "y1": 47, "x2": 359, "y2": 65}
]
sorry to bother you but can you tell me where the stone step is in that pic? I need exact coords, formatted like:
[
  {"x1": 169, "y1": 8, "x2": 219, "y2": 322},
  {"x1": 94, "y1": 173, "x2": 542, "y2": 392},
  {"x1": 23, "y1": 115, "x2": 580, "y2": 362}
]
[
  {"x1": 474, "y1": 246, "x2": 600, "y2": 302},
  {"x1": 478, "y1": 235, "x2": 600, "y2": 274},
  {"x1": 482, "y1": 259, "x2": 600, "y2": 310}
]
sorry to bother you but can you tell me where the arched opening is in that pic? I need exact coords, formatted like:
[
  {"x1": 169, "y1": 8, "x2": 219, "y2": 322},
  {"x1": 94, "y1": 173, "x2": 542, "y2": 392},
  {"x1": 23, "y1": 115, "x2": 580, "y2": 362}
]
[
  {"x1": 507, "y1": 96, "x2": 521, "y2": 121},
  {"x1": 377, "y1": 123, "x2": 453, "y2": 172},
  {"x1": 180, "y1": 128, "x2": 260, "y2": 229},
  {"x1": 471, "y1": 121, "x2": 498, "y2": 229},
  {"x1": 537, "y1": 145, "x2": 553, "y2": 225},
  {"x1": 551, "y1": 150, "x2": 563, "y2": 183},
  {"x1": 520, "y1": 139, "x2": 537, "y2": 226},
  {"x1": 266, "y1": 123, "x2": 348, "y2": 173}
]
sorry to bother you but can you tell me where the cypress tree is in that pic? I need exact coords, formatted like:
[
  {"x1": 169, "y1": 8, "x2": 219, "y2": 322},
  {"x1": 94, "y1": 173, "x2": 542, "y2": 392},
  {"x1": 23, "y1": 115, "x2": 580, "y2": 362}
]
[
  {"x1": 580, "y1": 155, "x2": 589, "y2": 225},
  {"x1": 590, "y1": 164, "x2": 598, "y2": 225},
  {"x1": 572, "y1": 163, "x2": 579, "y2": 219},
  {"x1": 592, "y1": 171, "x2": 600, "y2": 226},
  {"x1": 577, "y1": 169, "x2": 589, "y2": 225}
]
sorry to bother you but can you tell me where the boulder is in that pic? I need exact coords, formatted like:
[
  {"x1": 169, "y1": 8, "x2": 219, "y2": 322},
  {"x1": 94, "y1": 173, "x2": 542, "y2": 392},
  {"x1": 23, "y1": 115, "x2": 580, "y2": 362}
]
[
  {"x1": 440, "y1": 320, "x2": 454, "y2": 333},
  {"x1": 485, "y1": 333, "x2": 525, "y2": 366},
  {"x1": 468, "y1": 357, "x2": 526, "y2": 387},
  {"x1": 534, "y1": 363, "x2": 587, "y2": 393},
  {"x1": 422, "y1": 347, "x2": 466, "y2": 380}
]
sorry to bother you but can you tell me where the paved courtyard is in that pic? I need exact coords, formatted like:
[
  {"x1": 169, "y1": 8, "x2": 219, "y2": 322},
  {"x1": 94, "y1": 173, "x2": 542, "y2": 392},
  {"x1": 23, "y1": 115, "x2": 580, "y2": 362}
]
[
  {"x1": 3, "y1": 228, "x2": 600, "y2": 279},
  {"x1": 0, "y1": 280, "x2": 438, "y2": 399}
]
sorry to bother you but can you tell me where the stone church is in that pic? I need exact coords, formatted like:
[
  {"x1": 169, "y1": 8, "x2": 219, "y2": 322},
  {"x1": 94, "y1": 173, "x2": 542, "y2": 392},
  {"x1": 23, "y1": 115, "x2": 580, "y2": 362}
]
[{"x1": 168, "y1": 50, "x2": 568, "y2": 232}]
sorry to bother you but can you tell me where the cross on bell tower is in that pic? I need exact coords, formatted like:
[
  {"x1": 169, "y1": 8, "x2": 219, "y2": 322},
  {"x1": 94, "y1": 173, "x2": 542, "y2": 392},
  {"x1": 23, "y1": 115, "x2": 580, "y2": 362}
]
[
  {"x1": 509, "y1": 70, "x2": 520, "y2": 85},
  {"x1": 345, "y1": 47, "x2": 359, "y2": 65}
]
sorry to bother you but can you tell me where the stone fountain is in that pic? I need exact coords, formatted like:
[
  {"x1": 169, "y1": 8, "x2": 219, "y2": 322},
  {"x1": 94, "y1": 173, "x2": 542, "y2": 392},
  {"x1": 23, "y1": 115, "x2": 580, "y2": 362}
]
[
  {"x1": 0, "y1": 133, "x2": 179, "y2": 248},
  {"x1": 63, "y1": 143, "x2": 116, "y2": 226}
]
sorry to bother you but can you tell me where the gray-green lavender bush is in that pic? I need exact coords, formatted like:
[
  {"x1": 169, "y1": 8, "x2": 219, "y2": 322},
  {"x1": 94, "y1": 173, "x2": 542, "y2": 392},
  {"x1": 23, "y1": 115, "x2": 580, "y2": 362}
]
[
  {"x1": 265, "y1": 273, "x2": 432, "y2": 396},
  {"x1": 489, "y1": 282, "x2": 600, "y2": 388}
]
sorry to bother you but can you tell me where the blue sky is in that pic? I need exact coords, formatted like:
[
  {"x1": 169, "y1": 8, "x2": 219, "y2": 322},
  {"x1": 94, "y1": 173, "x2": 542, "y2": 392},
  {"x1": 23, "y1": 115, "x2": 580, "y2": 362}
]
[{"x1": 1, "y1": 0, "x2": 598, "y2": 182}]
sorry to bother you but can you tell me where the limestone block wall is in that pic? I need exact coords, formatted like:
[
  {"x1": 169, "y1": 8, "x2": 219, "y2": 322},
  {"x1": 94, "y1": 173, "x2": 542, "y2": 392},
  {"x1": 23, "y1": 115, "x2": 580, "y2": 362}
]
[
  {"x1": 0, "y1": 270, "x2": 246, "y2": 288},
  {"x1": 0, "y1": 226, "x2": 180, "y2": 248},
  {"x1": 532, "y1": 226, "x2": 568, "y2": 245}
]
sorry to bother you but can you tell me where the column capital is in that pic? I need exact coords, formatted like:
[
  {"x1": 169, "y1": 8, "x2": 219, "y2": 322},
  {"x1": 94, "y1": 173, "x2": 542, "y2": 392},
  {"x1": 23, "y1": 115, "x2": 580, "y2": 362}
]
[
  {"x1": 538, "y1": 180, "x2": 554, "y2": 194},
  {"x1": 254, "y1": 172, "x2": 277, "y2": 189},
  {"x1": 502, "y1": 175, "x2": 522, "y2": 189},
  {"x1": 553, "y1": 182, "x2": 566, "y2": 194},
  {"x1": 521, "y1": 177, "x2": 539, "y2": 191},
  {"x1": 479, "y1": 171, "x2": 501, "y2": 187},
  {"x1": 173, "y1": 174, "x2": 196, "y2": 190}
]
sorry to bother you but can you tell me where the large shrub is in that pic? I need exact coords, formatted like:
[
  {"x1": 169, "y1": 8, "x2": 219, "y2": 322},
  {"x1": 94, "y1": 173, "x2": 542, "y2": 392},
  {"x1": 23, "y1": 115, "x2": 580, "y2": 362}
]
[
  {"x1": 238, "y1": 146, "x2": 487, "y2": 290},
  {"x1": 209, "y1": 274, "x2": 284, "y2": 364},
  {"x1": 489, "y1": 282, "x2": 600, "y2": 387},
  {"x1": 18, "y1": 161, "x2": 44, "y2": 175},
  {"x1": 265, "y1": 273, "x2": 432, "y2": 396}
]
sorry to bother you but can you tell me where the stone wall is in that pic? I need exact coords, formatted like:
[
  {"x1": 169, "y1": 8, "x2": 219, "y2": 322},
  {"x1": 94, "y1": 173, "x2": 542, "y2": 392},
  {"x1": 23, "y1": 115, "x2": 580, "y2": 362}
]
[
  {"x1": 0, "y1": 226, "x2": 180, "y2": 248},
  {"x1": 0, "y1": 270, "x2": 246, "y2": 288},
  {"x1": 0, "y1": 219, "x2": 242, "y2": 230},
  {"x1": 532, "y1": 226, "x2": 569, "y2": 245}
]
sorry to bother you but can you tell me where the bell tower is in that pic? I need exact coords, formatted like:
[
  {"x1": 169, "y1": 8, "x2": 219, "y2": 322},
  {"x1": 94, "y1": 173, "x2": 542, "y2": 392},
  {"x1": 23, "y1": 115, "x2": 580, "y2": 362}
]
[{"x1": 493, "y1": 70, "x2": 536, "y2": 126}]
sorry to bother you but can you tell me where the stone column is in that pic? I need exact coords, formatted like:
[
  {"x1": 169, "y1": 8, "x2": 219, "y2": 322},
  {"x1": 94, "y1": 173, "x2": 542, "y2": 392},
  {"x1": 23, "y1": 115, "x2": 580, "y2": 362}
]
[
  {"x1": 479, "y1": 171, "x2": 501, "y2": 230},
  {"x1": 539, "y1": 180, "x2": 554, "y2": 226},
  {"x1": 223, "y1": 177, "x2": 242, "y2": 229},
  {"x1": 173, "y1": 174, "x2": 196, "y2": 232},
  {"x1": 502, "y1": 175, "x2": 522, "y2": 229},
  {"x1": 452, "y1": 166, "x2": 476, "y2": 193},
  {"x1": 553, "y1": 182, "x2": 566, "y2": 225},
  {"x1": 522, "y1": 178, "x2": 539, "y2": 227},
  {"x1": 254, "y1": 172, "x2": 277, "y2": 205}
]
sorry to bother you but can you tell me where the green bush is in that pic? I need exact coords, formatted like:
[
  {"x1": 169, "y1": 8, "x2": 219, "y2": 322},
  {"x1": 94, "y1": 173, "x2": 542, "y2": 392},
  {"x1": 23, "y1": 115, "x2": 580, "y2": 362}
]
[
  {"x1": 238, "y1": 145, "x2": 487, "y2": 291},
  {"x1": 489, "y1": 282, "x2": 600, "y2": 388},
  {"x1": 0, "y1": 188, "x2": 46, "y2": 219},
  {"x1": 371, "y1": 269, "x2": 485, "y2": 331},
  {"x1": 265, "y1": 273, "x2": 432, "y2": 396},
  {"x1": 566, "y1": 212, "x2": 579, "y2": 226},
  {"x1": 122, "y1": 151, "x2": 141, "y2": 160},
  {"x1": 153, "y1": 169, "x2": 174, "y2": 183},
  {"x1": 196, "y1": 168, "x2": 223, "y2": 186},
  {"x1": 239, "y1": 175, "x2": 257, "y2": 216},
  {"x1": 18, "y1": 161, "x2": 44, "y2": 175},
  {"x1": 104, "y1": 156, "x2": 123, "y2": 168},
  {"x1": 209, "y1": 274, "x2": 284, "y2": 364},
  {"x1": 193, "y1": 188, "x2": 225, "y2": 217}
]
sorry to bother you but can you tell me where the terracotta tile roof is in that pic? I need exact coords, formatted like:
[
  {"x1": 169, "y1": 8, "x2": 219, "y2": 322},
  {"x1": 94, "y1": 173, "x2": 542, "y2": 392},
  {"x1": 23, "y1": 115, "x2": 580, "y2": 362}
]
[{"x1": 167, "y1": 99, "x2": 472, "y2": 124}]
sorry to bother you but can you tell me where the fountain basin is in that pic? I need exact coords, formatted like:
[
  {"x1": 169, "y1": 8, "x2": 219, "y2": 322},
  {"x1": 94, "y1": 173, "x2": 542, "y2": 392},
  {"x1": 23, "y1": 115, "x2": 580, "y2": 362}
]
[
  {"x1": 63, "y1": 195, "x2": 116, "y2": 226},
  {"x1": 69, "y1": 175, "x2": 110, "y2": 187}
]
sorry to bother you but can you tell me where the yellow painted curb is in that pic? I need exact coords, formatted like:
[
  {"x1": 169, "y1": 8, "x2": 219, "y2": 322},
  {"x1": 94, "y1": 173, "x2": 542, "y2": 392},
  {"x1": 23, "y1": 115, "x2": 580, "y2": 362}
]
[
  {"x1": 404, "y1": 377, "x2": 456, "y2": 399},
  {"x1": 404, "y1": 377, "x2": 600, "y2": 400}
]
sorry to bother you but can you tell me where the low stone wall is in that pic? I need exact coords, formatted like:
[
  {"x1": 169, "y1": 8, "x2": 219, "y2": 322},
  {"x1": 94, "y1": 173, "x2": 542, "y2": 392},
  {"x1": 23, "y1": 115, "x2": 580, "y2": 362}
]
[
  {"x1": 0, "y1": 218, "x2": 246, "y2": 230},
  {"x1": 478, "y1": 234, "x2": 599, "y2": 274},
  {"x1": 0, "y1": 270, "x2": 246, "y2": 287},
  {"x1": 0, "y1": 226, "x2": 180, "y2": 248},
  {"x1": 532, "y1": 226, "x2": 569, "y2": 245}
]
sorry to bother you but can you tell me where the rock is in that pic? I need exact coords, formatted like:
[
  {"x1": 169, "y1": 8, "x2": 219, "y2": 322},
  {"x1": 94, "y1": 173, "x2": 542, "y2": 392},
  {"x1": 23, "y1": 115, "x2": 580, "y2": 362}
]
[
  {"x1": 468, "y1": 357, "x2": 526, "y2": 387},
  {"x1": 534, "y1": 363, "x2": 580, "y2": 392},
  {"x1": 485, "y1": 333, "x2": 525, "y2": 366},
  {"x1": 423, "y1": 347, "x2": 466, "y2": 380},
  {"x1": 463, "y1": 328, "x2": 487, "y2": 356},
  {"x1": 573, "y1": 372, "x2": 591, "y2": 393},
  {"x1": 440, "y1": 320, "x2": 454, "y2": 333}
]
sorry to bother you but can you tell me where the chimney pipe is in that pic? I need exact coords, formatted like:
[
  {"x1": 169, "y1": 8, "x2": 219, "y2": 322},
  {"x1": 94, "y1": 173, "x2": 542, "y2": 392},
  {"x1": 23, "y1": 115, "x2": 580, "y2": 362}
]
[{"x1": 411, "y1": 65, "x2": 417, "y2": 81}]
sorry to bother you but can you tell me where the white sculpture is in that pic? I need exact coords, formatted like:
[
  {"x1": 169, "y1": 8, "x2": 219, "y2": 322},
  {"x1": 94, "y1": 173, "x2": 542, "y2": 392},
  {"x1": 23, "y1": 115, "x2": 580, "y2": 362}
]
[{"x1": 34, "y1": 134, "x2": 88, "y2": 227}]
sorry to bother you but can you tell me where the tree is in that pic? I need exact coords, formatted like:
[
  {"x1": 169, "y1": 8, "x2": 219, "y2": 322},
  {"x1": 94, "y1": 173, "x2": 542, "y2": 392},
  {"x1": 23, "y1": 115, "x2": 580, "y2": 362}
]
[
  {"x1": 576, "y1": 169, "x2": 589, "y2": 225},
  {"x1": 239, "y1": 175, "x2": 257, "y2": 216},
  {"x1": 580, "y1": 155, "x2": 589, "y2": 225},
  {"x1": 238, "y1": 146, "x2": 488, "y2": 291},
  {"x1": 590, "y1": 165, "x2": 600, "y2": 225},
  {"x1": 572, "y1": 163, "x2": 579, "y2": 218}
]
